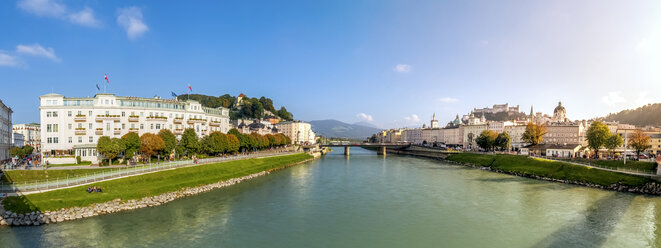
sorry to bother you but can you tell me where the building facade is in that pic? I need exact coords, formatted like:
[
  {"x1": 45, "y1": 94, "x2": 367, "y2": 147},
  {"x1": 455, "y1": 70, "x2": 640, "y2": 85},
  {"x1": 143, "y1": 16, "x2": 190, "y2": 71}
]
[
  {"x1": 0, "y1": 99, "x2": 12, "y2": 162},
  {"x1": 40, "y1": 93, "x2": 230, "y2": 164},
  {"x1": 543, "y1": 122, "x2": 586, "y2": 145},
  {"x1": 12, "y1": 123, "x2": 41, "y2": 151},
  {"x1": 274, "y1": 121, "x2": 316, "y2": 144}
]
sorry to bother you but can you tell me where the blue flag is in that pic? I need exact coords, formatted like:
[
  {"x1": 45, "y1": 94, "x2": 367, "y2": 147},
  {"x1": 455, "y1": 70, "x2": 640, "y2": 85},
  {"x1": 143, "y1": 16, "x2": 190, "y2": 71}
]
[
  {"x1": 171, "y1": 92, "x2": 178, "y2": 97},
  {"x1": 96, "y1": 84, "x2": 100, "y2": 90}
]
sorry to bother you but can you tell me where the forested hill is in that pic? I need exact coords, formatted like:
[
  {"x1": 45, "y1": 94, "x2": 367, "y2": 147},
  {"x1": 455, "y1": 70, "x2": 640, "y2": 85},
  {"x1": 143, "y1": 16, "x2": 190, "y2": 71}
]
[
  {"x1": 177, "y1": 94, "x2": 293, "y2": 121},
  {"x1": 601, "y1": 103, "x2": 661, "y2": 127}
]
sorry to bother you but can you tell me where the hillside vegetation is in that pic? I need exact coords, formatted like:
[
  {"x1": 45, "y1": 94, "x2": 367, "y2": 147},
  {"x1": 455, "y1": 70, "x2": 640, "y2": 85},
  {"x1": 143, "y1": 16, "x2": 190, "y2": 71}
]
[
  {"x1": 601, "y1": 103, "x2": 661, "y2": 127},
  {"x1": 178, "y1": 94, "x2": 293, "y2": 121}
]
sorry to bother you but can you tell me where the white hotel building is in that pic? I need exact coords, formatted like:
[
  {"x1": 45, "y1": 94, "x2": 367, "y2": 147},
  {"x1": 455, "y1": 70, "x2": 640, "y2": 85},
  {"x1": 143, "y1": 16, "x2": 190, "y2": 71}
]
[
  {"x1": 40, "y1": 93, "x2": 230, "y2": 164},
  {"x1": 0, "y1": 99, "x2": 12, "y2": 162}
]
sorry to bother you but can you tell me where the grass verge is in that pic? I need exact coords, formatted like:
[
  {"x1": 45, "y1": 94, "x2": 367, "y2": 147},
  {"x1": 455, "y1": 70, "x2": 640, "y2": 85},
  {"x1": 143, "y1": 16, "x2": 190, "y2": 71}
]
[
  {"x1": 556, "y1": 157, "x2": 656, "y2": 172},
  {"x1": 49, "y1": 161, "x2": 93, "y2": 167},
  {"x1": 2, "y1": 168, "x2": 116, "y2": 184},
  {"x1": 3, "y1": 153, "x2": 312, "y2": 213},
  {"x1": 446, "y1": 153, "x2": 652, "y2": 187}
]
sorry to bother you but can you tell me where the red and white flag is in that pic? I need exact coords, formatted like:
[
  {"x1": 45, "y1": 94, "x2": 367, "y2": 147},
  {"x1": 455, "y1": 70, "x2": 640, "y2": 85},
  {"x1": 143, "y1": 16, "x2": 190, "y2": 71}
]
[
  {"x1": 104, "y1": 74, "x2": 109, "y2": 84},
  {"x1": 188, "y1": 84, "x2": 192, "y2": 92}
]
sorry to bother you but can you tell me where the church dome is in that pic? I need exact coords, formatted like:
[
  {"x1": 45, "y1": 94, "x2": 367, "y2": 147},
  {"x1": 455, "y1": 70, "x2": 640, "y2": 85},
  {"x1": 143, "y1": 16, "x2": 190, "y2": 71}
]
[{"x1": 554, "y1": 101, "x2": 565, "y2": 114}]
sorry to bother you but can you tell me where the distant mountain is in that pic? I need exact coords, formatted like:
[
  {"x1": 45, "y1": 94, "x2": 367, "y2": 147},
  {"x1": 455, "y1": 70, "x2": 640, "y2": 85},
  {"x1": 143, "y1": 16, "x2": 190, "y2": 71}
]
[
  {"x1": 353, "y1": 121, "x2": 379, "y2": 129},
  {"x1": 309, "y1": 119, "x2": 382, "y2": 139},
  {"x1": 601, "y1": 103, "x2": 661, "y2": 127}
]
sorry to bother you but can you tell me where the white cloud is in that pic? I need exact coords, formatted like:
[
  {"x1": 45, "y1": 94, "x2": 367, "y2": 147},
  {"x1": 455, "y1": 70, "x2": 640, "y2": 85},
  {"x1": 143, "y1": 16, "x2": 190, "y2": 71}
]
[
  {"x1": 16, "y1": 44, "x2": 60, "y2": 62},
  {"x1": 437, "y1": 97, "x2": 459, "y2": 103},
  {"x1": 17, "y1": 0, "x2": 66, "y2": 17},
  {"x1": 403, "y1": 114, "x2": 421, "y2": 123},
  {"x1": 68, "y1": 7, "x2": 100, "y2": 27},
  {"x1": 356, "y1": 113, "x2": 373, "y2": 122},
  {"x1": 601, "y1": 91, "x2": 626, "y2": 107},
  {"x1": 117, "y1": 7, "x2": 149, "y2": 40},
  {"x1": 17, "y1": 0, "x2": 99, "y2": 27},
  {"x1": 0, "y1": 52, "x2": 20, "y2": 67},
  {"x1": 394, "y1": 64, "x2": 412, "y2": 73}
]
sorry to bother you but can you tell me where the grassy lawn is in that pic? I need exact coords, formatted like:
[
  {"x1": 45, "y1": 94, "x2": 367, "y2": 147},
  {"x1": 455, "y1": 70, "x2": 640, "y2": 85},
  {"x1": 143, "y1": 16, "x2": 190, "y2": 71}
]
[
  {"x1": 2, "y1": 168, "x2": 116, "y2": 184},
  {"x1": 556, "y1": 157, "x2": 656, "y2": 172},
  {"x1": 446, "y1": 153, "x2": 652, "y2": 187},
  {"x1": 49, "y1": 161, "x2": 93, "y2": 167},
  {"x1": 3, "y1": 153, "x2": 312, "y2": 213}
]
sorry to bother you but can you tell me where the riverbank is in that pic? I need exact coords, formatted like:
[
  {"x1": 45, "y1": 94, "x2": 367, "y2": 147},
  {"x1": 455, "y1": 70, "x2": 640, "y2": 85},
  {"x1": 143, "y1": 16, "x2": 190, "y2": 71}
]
[
  {"x1": 0, "y1": 153, "x2": 315, "y2": 226},
  {"x1": 444, "y1": 153, "x2": 661, "y2": 195}
]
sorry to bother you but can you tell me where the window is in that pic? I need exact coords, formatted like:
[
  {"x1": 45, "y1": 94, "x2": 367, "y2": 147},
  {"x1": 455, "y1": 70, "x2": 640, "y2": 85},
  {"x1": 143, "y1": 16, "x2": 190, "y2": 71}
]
[
  {"x1": 106, "y1": 123, "x2": 110, "y2": 131},
  {"x1": 122, "y1": 112, "x2": 125, "y2": 117},
  {"x1": 105, "y1": 100, "x2": 109, "y2": 105},
  {"x1": 89, "y1": 111, "x2": 92, "y2": 116},
  {"x1": 53, "y1": 112, "x2": 58, "y2": 117},
  {"x1": 68, "y1": 137, "x2": 72, "y2": 143},
  {"x1": 78, "y1": 111, "x2": 82, "y2": 115},
  {"x1": 140, "y1": 124, "x2": 144, "y2": 130},
  {"x1": 46, "y1": 112, "x2": 52, "y2": 117},
  {"x1": 68, "y1": 111, "x2": 72, "y2": 117},
  {"x1": 122, "y1": 124, "x2": 126, "y2": 129},
  {"x1": 89, "y1": 136, "x2": 93, "y2": 143},
  {"x1": 105, "y1": 111, "x2": 110, "y2": 116},
  {"x1": 78, "y1": 137, "x2": 82, "y2": 143},
  {"x1": 68, "y1": 124, "x2": 72, "y2": 130},
  {"x1": 156, "y1": 124, "x2": 161, "y2": 129},
  {"x1": 150, "y1": 124, "x2": 154, "y2": 130},
  {"x1": 89, "y1": 123, "x2": 93, "y2": 129},
  {"x1": 54, "y1": 137, "x2": 58, "y2": 143},
  {"x1": 78, "y1": 123, "x2": 82, "y2": 128},
  {"x1": 131, "y1": 124, "x2": 135, "y2": 129}
]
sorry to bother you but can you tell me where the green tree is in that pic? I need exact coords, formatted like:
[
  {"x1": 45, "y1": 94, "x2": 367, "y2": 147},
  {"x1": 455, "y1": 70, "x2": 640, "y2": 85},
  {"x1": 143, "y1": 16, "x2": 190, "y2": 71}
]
[
  {"x1": 628, "y1": 129, "x2": 652, "y2": 156},
  {"x1": 476, "y1": 130, "x2": 498, "y2": 151},
  {"x1": 228, "y1": 128, "x2": 241, "y2": 136},
  {"x1": 97, "y1": 136, "x2": 125, "y2": 165},
  {"x1": 277, "y1": 107, "x2": 293, "y2": 121},
  {"x1": 266, "y1": 134, "x2": 276, "y2": 147},
  {"x1": 586, "y1": 121, "x2": 611, "y2": 158},
  {"x1": 140, "y1": 133, "x2": 165, "y2": 163},
  {"x1": 604, "y1": 133, "x2": 624, "y2": 157},
  {"x1": 521, "y1": 122, "x2": 547, "y2": 146},
  {"x1": 259, "y1": 96, "x2": 276, "y2": 113},
  {"x1": 121, "y1": 132, "x2": 141, "y2": 161},
  {"x1": 180, "y1": 128, "x2": 199, "y2": 156},
  {"x1": 495, "y1": 132, "x2": 511, "y2": 151},
  {"x1": 9, "y1": 147, "x2": 25, "y2": 159},
  {"x1": 158, "y1": 129, "x2": 177, "y2": 158}
]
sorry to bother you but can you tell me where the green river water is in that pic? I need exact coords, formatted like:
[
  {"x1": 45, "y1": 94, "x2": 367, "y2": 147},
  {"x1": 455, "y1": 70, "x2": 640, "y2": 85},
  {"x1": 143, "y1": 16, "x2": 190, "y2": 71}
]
[{"x1": 1, "y1": 148, "x2": 660, "y2": 247}]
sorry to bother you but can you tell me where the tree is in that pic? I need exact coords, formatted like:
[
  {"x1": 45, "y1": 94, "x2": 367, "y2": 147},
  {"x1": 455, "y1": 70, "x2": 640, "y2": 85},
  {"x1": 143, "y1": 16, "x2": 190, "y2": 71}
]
[
  {"x1": 228, "y1": 128, "x2": 241, "y2": 136},
  {"x1": 277, "y1": 106, "x2": 293, "y2": 121},
  {"x1": 521, "y1": 122, "x2": 546, "y2": 146},
  {"x1": 628, "y1": 129, "x2": 652, "y2": 156},
  {"x1": 158, "y1": 129, "x2": 177, "y2": 158},
  {"x1": 495, "y1": 132, "x2": 511, "y2": 151},
  {"x1": 604, "y1": 134, "x2": 623, "y2": 158},
  {"x1": 476, "y1": 130, "x2": 498, "y2": 151},
  {"x1": 9, "y1": 147, "x2": 25, "y2": 159},
  {"x1": 226, "y1": 134, "x2": 240, "y2": 154},
  {"x1": 121, "y1": 132, "x2": 141, "y2": 161},
  {"x1": 202, "y1": 131, "x2": 228, "y2": 155},
  {"x1": 140, "y1": 133, "x2": 165, "y2": 163},
  {"x1": 586, "y1": 121, "x2": 611, "y2": 158},
  {"x1": 180, "y1": 128, "x2": 199, "y2": 156},
  {"x1": 97, "y1": 136, "x2": 125, "y2": 165},
  {"x1": 266, "y1": 134, "x2": 276, "y2": 147}
]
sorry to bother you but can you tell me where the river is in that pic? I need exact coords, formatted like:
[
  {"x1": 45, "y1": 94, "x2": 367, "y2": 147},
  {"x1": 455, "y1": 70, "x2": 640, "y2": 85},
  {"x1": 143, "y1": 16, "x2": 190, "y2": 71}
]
[{"x1": 1, "y1": 148, "x2": 660, "y2": 247}]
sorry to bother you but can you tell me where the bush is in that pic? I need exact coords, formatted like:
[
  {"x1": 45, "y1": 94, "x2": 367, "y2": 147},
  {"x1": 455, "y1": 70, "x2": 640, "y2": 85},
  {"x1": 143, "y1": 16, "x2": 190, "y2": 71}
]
[{"x1": 76, "y1": 156, "x2": 82, "y2": 164}]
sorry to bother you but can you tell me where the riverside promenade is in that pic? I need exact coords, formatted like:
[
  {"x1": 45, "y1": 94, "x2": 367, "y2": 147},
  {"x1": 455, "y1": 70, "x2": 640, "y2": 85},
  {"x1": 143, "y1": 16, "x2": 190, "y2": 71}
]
[{"x1": 0, "y1": 149, "x2": 296, "y2": 194}]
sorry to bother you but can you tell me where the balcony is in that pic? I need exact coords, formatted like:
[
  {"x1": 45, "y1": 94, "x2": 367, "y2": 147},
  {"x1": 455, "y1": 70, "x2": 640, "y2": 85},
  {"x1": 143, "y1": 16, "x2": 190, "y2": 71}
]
[
  {"x1": 187, "y1": 118, "x2": 206, "y2": 124},
  {"x1": 174, "y1": 129, "x2": 183, "y2": 135},
  {"x1": 173, "y1": 118, "x2": 183, "y2": 124},
  {"x1": 128, "y1": 128, "x2": 139, "y2": 133},
  {"x1": 114, "y1": 128, "x2": 121, "y2": 135},
  {"x1": 146, "y1": 116, "x2": 167, "y2": 122},
  {"x1": 128, "y1": 116, "x2": 140, "y2": 122},
  {"x1": 96, "y1": 114, "x2": 120, "y2": 122},
  {"x1": 95, "y1": 128, "x2": 103, "y2": 135},
  {"x1": 74, "y1": 115, "x2": 86, "y2": 122},
  {"x1": 209, "y1": 121, "x2": 221, "y2": 127},
  {"x1": 75, "y1": 128, "x2": 86, "y2": 135}
]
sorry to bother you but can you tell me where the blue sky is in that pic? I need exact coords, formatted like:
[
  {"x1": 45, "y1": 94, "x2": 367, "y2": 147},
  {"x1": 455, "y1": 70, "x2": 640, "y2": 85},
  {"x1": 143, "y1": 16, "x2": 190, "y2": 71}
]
[{"x1": 1, "y1": 0, "x2": 661, "y2": 129}]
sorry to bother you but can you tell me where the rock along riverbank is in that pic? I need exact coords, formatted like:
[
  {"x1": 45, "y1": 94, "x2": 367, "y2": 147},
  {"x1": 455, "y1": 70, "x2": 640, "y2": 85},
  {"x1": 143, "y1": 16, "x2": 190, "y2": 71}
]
[{"x1": 0, "y1": 154, "x2": 318, "y2": 227}]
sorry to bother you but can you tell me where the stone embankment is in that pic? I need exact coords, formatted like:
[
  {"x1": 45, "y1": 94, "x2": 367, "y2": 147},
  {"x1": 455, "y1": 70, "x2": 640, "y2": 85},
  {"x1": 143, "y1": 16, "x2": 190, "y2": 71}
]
[
  {"x1": 0, "y1": 155, "x2": 317, "y2": 227},
  {"x1": 444, "y1": 160, "x2": 661, "y2": 195}
]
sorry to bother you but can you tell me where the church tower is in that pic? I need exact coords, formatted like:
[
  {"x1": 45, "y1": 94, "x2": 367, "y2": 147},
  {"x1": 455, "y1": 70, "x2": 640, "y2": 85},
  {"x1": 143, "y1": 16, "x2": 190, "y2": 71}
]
[{"x1": 430, "y1": 113, "x2": 439, "y2": 128}]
